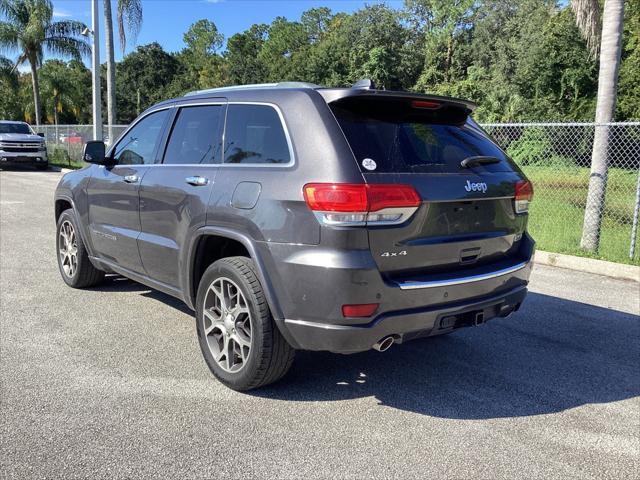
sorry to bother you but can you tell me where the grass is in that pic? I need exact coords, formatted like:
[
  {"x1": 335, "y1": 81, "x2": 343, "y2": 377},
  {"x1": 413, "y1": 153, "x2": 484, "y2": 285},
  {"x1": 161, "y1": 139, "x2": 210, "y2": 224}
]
[
  {"x1": 47, "y1": 146, "x2": 85, "y2": 169},
  {"x1": 523, "y1": 165, "x2": 640, "y2": 265}
]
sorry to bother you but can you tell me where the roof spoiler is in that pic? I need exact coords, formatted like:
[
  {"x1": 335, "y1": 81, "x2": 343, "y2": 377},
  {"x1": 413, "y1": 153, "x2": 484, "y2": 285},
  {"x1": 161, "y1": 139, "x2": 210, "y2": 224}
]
[{"x1": 319, "y1": 80, "x2": 476, "y2": 112}]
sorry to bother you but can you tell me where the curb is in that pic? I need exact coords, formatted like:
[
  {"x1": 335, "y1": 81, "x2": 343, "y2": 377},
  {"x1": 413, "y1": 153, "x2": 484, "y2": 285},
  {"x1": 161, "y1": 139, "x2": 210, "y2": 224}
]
[{"x1": 535, "y1": 250, "x2": 640, "y2": 283}]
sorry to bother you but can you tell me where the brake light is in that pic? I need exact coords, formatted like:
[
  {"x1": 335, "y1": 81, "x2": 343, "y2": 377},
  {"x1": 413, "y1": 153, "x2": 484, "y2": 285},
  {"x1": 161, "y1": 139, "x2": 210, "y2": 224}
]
[
  {"x1": 514, "y1": 180, "x2": 533, "y2": 213},
  {"x1": 342, "y1": 303, "x2": 379, "y2": 318},
  {"x1": 412, "y1": 100, "x2": 440, "y2": 109},
  {"x1": 303, "y1": 183, "x2": 421, "y2": 226}
]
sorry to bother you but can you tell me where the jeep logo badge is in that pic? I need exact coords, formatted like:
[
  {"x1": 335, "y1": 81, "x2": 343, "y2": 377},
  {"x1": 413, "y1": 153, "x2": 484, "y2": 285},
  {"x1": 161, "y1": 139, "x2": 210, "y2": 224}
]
[{"x1": 464, "y1": 180, "x2": 488, "y2": 193}]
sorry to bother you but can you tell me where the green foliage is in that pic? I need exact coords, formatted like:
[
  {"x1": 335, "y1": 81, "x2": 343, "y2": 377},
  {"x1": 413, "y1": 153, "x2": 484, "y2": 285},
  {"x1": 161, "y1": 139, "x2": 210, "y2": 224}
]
[
  {"x1": 507, "y1": 128, "x2": 555, "y2": 166},
  {"x1": 115, "y1": 42, "x2": 179, "y2": 122},
  {"x1": 619, "y1": 0, "x2": 640, "y2": 120}
]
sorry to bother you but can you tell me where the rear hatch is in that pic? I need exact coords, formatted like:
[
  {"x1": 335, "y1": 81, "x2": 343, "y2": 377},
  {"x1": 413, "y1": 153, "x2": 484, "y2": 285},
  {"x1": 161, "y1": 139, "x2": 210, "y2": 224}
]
[{"x1": 328, "y1": 94, "x2": 530, "y2": 278}]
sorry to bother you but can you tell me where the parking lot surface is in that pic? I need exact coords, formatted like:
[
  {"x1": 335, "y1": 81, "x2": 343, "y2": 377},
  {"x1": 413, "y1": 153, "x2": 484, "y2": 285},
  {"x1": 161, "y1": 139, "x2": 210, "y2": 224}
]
[{"x1": 1, "y1": 168, "x2": 639, "y2": 479}]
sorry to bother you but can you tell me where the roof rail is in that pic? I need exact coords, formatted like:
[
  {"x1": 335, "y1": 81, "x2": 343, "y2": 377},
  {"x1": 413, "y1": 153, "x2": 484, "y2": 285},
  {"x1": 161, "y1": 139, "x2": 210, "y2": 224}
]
[{"x1": 184, "y1": 81, "x2": 321, "y2": 97}]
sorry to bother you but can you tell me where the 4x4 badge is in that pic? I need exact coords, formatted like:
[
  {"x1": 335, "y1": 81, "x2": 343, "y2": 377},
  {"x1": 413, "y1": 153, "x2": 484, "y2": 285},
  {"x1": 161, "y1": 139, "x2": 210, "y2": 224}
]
[{"x1": 381, "y1": 250, "x2": 407, "y2": 257}]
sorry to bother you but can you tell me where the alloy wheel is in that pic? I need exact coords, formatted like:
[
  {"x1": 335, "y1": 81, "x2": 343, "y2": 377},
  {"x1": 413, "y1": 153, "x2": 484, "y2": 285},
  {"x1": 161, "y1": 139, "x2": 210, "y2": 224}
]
[
  {"x1": 202, "y1": 277, "x2": 253, "y2": 373},
  {"x1": 58, "y1": 220, "x2": 78, "y2": 278}
]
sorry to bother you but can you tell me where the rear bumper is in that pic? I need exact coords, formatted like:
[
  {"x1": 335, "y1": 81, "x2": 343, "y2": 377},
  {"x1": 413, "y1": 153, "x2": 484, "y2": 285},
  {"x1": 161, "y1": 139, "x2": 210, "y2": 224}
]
[
  {"x1": 264, "y1": 233, "x2": 535, "y2": 353},
  {"x1": 0, "y1": 150, "x2": 48, "y2": 165},
  {"x1": 284, "y1": 285, "x2": 528, "y2": 353}
]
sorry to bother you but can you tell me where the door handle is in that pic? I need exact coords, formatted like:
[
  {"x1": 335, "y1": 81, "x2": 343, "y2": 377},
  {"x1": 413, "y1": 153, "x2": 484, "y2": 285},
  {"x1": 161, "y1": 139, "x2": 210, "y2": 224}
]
[
  {"x1": 185, "y1": 176, "x2": 209, "y2": 186},
  {"x1": 123, "y1": 174, "x2": 139, "y2": 183}
]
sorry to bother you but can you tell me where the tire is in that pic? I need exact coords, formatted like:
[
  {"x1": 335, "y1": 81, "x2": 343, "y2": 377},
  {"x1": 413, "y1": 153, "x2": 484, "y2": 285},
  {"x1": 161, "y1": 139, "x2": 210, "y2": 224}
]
[
  {"x1": 196, "y1": 256, "x2": 295, "y2": 391},
  {"x1": 35, "y1": 163, "x2": 48, "y2": 170},
  {"x1": 56, "y1": 209, "x2": 105, "y2": 288}
]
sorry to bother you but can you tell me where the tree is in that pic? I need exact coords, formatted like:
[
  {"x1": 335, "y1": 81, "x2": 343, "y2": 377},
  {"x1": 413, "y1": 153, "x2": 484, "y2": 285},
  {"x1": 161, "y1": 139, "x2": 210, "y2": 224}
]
[
  {"x1": 116, "y1": 42, "x2": 178, "y2": 122},
  {"x1": 618, "y1": 0, "x2": 640, "y2": 120},
  {"x1": 0, "y1": 0, "x2": 89, "y2": 124},
  {"x1": 40, "y1": 59, "x2": 73, "y2": 132},
  {"x1": 104, "y1": 0, "x2": 142, "y2": 141},
  {"x1": 167, "y1": 19, "x2": 226, "y2": 97},
  {"x1": 259, "y1": 17, "x2": 308, "y2": 82},
  {"x1": 572, "y1": 0, "x2": 626, "y2": 252},
  {"x1": 225, "y1": 24, "x2": 268, "y2": 85},
  {"x1": 0, "y1": 54, "x2": 20, "y2": 118}
]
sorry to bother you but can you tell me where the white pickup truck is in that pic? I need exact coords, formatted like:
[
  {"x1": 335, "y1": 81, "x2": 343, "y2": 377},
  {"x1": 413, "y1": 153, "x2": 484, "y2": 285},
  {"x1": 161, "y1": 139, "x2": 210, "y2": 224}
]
[{"x1": 0, "y1": 121, "x2": 48, "y2": 170}]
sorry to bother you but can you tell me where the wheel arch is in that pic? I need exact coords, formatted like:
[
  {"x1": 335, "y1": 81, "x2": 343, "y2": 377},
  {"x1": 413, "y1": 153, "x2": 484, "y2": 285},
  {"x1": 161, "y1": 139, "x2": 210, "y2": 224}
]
[
  {"x1": 54, "y1": 197, "x2": 73, "y2": 222},
  {"x1": 185, "y1": 227, "x2": 285, "y2": 322}
]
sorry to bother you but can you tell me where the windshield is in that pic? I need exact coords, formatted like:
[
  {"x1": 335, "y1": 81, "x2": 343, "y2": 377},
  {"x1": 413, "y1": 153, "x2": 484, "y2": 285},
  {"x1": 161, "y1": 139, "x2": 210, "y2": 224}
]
[
  {"x1": 331, "y1": 100, "x2": 516, "y2": 173},
  {"x1": 0, "y1": 123, "x2": 32, "y2": 135}
]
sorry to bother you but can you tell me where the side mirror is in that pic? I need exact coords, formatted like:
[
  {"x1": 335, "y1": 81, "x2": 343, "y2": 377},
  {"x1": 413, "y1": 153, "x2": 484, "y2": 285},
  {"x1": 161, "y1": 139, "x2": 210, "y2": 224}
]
[
  {"x1": 83, "y1": 140, "x2": 107, "y2": 164},
  {"x1": 37, "y1": 132, "x2": 45, "y2": 138}
]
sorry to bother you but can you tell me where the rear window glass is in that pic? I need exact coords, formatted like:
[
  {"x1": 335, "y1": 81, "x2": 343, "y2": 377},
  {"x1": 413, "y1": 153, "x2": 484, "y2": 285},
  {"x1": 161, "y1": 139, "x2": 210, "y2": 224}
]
[
  {"x1": 223, "y1": 104, "x2": 291, "y2": 165},
  {"x1": 331, "y1": 100, "x2": 515, "y2": 173},
  {"x1": 163, "y1": 105, "x2": 224, "y2": 165}
]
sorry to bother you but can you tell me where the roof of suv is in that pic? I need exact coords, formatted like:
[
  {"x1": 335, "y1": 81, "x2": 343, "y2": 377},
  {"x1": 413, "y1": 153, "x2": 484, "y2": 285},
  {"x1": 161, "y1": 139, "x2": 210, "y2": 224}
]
[
  {"x1": 0, "y1": 120, "x2": 29, "y2": 125},
  {"x1": 170, "y1": 80, "x2": 476, "y2": 112}
]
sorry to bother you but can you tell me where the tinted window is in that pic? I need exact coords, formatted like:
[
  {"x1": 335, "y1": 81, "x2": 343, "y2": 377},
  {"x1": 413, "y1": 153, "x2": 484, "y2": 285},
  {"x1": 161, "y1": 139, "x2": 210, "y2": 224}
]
[
  {"x1": 163, "y1": 105, "x2": 224, "y2": 165},
  {"x1": 331, "y1": 101, "x2": 515, "y2": 173},
  {"x1": 113, "y1": 109, "x2": 169, "y2": 165},
  {"x1": 224, "y1": 105, "x2": 290, "y2": 165},
  {"x1": 0, "y1": 123, "x2": 31, "y2": 134}
]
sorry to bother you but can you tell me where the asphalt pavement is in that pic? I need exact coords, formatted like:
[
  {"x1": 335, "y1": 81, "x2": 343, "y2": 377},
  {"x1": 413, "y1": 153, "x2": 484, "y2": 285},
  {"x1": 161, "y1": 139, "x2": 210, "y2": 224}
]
[{"x1": 1, "y1": 168, "x2": 639, "y2": 479}]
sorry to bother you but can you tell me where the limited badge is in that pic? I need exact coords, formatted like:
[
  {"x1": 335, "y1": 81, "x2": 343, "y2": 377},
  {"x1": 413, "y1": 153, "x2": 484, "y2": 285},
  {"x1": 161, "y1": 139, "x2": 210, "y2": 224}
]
[{"x1": 362, "y1": 158, "x2": 377, "y2": 171}]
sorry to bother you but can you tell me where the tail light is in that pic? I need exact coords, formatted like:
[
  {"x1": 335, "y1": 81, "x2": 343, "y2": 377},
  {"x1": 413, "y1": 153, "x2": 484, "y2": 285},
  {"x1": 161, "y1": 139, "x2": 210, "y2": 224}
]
[
  {"x1": 303, "y1": 183, "x2": 421, "y2": 226},
  {"x1": 514, "y1": 180, "x2": 533, "y2": 214}
]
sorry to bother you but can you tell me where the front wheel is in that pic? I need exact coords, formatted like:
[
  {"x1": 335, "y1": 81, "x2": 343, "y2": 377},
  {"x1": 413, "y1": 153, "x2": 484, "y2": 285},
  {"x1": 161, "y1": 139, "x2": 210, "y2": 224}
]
[{"x1": 196, "y1": 257, "x2": 295, "y2": 391}]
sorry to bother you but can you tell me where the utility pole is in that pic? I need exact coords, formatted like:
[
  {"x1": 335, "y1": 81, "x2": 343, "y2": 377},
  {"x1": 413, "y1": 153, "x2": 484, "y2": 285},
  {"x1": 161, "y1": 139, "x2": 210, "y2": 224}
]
[{"x1": 91, "y1": 0, "x2": 102, "y2": 141}]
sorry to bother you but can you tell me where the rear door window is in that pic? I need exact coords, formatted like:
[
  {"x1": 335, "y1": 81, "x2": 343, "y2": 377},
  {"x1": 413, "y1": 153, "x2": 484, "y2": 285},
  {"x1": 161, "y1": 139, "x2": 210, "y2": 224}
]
[
  {"x1": 223, "y1": 104, "x2": 291, "y2": 165},
  {"x1": 331, "y1": 99, "x2": 516, "y2": 173},
  {"x1": 163, "y1": 105, "x2": 224, "y2": 165}
]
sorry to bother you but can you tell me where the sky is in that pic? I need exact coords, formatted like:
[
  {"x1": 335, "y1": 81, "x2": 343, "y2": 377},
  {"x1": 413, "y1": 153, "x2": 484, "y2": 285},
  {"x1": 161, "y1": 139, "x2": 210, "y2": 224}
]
[{"x1": 50, "y1": 0, "x2": 404, "y2": 64}]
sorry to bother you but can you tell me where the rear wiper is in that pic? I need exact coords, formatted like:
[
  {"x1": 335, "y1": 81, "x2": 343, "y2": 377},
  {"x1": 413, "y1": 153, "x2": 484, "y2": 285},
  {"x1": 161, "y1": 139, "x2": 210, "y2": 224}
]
[{"x1": 460, "y1": 156, "x2": 501, "y2": 168}]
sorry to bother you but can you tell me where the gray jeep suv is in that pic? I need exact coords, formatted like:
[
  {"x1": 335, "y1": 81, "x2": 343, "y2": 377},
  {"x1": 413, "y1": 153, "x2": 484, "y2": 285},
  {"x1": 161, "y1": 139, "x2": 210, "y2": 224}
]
[{"x1": 54, "y1": 81, "x2": 534, "y2": 391}]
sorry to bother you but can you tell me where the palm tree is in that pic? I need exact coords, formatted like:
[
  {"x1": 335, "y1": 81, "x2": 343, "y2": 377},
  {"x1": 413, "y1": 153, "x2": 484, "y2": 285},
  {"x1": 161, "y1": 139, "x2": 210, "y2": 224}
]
[
  {"x1": 40, "y1": 60, "x2": 74, "y2": 131},
  {"x1": 572, "y1": 0, "x2": 626, "y2": 252},
  {"x1": 0, "y1": 0, "x2": 90, "y2": 125},
  {"x1": 103, "y1": 0, "x2": 142, "y2": 143}
]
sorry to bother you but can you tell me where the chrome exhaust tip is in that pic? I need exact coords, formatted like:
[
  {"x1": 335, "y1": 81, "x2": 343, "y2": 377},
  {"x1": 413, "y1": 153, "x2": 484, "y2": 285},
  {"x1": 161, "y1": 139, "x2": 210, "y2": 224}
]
[{"x1": 373, "y1": 336, "x2": 395, "y2": 352}]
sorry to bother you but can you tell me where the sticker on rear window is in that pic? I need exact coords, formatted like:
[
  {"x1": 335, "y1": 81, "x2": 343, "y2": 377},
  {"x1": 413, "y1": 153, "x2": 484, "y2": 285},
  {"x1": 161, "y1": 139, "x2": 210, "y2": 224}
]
[{"x1": 362, "y1": 158, "x2": 377, "y2": 171}]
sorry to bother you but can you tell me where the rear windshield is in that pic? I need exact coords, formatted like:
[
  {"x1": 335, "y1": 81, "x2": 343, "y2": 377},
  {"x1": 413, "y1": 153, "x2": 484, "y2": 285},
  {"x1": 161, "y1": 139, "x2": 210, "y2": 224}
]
[
  {"x1": 331, "y1": 99, "x2": 515, "y2": 174},
  {"x1": 0, "y1": 123, "x2": 32, "y2": 134}
]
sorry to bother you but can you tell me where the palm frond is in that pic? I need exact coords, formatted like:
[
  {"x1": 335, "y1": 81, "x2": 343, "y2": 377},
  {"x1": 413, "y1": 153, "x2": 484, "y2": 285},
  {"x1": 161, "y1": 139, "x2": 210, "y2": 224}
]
[
  {"x1": 0, "y1": 21, "x2": 20, "y2": 54},
  {"x1": 571, "y1": 0, "x2": 601, "y2": 57},
  {"x1": 43, "y1": 36, "x2": 91, "y2": 60},
  {"x1": 45, "y1": 20, "x2": 88, "y2": 39},
  {"x1": 117, "y1": 0, "x2": 142, "y2": 54}
]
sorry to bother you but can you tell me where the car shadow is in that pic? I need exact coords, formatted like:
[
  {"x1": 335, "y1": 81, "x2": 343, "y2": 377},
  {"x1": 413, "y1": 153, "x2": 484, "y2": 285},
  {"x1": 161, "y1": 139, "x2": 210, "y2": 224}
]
[
  {"x1": 252, "y1": 292, "x2": 640, "y2": 419},
  {"x1": 90, "y1": 276, "x2": 640, "y2": 419},
  {"x1": 92, "y1": 275, "x2": 193, "y2": 315}
]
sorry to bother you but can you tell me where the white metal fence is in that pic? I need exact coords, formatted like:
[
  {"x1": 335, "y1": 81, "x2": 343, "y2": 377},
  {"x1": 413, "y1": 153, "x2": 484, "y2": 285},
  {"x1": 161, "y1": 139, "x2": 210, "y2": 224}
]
[
  {"x1": 32, "y1": 124, "x2": 128, "y2": 163},
  {"x1": 31, "y1": 122, "x2": 640, "y2": 264}
]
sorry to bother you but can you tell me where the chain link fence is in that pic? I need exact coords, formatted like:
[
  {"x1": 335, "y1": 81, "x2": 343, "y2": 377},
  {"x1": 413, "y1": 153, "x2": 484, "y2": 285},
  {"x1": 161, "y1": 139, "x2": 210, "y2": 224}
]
[
  {"x1": 31, "y1": 124, "x2": 128, "y2": 166},
  {"x1": 483, "y1": 122, "x2": 640, "y2": 264},
  {"x1": 29, "y1": 121, "x2": 640, "y2": 265}
]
